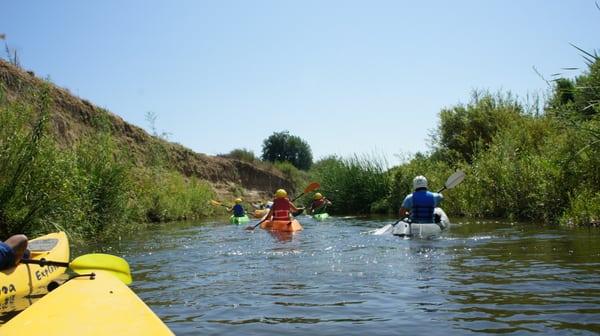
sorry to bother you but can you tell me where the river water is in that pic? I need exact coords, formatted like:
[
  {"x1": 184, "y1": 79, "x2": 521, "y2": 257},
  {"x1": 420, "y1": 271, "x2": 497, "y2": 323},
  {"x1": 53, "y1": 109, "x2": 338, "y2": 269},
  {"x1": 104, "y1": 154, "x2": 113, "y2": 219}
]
[{"x1": 24, "y1": 216, "x2": 600, "y2": 334}]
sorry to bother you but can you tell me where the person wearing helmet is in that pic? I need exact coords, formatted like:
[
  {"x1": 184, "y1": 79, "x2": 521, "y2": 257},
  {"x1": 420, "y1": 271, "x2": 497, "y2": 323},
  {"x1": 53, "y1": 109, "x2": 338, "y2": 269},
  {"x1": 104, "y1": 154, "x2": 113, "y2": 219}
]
[
  {"x1": 399, "y1": 176, "x2": 443, "y2": 223},
  {"x1": 265, "y1": 189, "x2": 300, "y2": 221},
  {"x1": 309, "y1": 192, "x2": 332, "y2": 215},
  {"x1": 227, "y1": 198, "x2": 246, "y2": 217}
]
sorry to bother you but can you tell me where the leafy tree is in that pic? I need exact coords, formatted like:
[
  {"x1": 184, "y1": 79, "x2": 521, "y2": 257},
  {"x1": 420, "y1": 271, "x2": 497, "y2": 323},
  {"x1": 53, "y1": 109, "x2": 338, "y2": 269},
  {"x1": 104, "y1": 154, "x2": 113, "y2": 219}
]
[
  {"x1": 261, "y1": 131, "x2": 313, "y2": 170},
  {"x1": 433, "y1": 91, "x2": 523, "y2": 164}
]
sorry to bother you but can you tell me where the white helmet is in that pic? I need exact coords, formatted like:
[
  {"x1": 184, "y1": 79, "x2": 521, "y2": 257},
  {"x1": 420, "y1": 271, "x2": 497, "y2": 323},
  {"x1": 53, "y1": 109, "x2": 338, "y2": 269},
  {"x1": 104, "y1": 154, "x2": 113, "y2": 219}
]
[
  {"x1": 413, "y1": 175, "x2": 428, "y2": 190},
  {"x1": 266, "y1": 201, "x2": 274, "y2": 209}
]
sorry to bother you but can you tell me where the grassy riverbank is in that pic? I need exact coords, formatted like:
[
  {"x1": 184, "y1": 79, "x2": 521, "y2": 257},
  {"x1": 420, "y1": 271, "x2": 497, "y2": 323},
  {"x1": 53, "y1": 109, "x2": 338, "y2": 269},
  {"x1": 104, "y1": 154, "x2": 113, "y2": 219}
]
[
  {"x1": 0, "y1": 85, "x2": 215, "y2": 240},
  {"x1": 310, "y1": 54, "x2": 600, "y2": 227}
]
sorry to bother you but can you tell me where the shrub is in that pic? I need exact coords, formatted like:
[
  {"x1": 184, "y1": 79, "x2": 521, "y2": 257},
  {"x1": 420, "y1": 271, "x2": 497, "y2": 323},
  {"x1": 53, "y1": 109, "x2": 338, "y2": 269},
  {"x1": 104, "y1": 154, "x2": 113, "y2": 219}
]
[{"x1": 311, "y1": 155, "x2": 390, "y2": 214}]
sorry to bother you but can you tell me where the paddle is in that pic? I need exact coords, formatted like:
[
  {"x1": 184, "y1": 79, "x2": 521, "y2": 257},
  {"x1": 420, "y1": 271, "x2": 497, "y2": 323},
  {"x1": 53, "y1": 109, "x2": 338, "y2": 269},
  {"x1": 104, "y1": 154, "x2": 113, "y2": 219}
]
[
  {"x1": 373, "y1": 170, "x2": 465, "y2": 235},
  {"x1": 210, "y1": 200, "x2": 230, "y2": 208},
  {"x1": 21, "y1": 253, "x2": 132, "y2": 285},
  {"x1": 245, "y1": 182, "x2": 320, "y2": 230}
]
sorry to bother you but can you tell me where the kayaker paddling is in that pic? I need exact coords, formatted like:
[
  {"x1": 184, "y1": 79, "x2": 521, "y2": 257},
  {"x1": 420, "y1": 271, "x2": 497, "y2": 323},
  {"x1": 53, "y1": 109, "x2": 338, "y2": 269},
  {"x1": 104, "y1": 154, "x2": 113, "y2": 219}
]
[
  {"x1": 373, "y1": 171, "x2": 465, "y2": 237},
  {"x1": 227, "y1": 198, "x2": 246, "y2": 218},
  {"x1": 265, "y1": 189, "x2": 300, "y2": 222},
  {"x1": 399, "y1": 176, "x2": 444, "y2": 224},
  {"x1": 309, "y1": 192, "x2": 332, "y2": 215}
]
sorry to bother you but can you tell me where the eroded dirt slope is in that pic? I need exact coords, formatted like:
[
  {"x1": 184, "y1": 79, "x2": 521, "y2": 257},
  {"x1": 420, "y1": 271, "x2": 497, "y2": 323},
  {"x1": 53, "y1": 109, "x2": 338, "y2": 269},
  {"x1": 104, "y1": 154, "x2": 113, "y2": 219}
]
[{"x1": 0, "y1": 60, "x2": 292, "y2": 202}]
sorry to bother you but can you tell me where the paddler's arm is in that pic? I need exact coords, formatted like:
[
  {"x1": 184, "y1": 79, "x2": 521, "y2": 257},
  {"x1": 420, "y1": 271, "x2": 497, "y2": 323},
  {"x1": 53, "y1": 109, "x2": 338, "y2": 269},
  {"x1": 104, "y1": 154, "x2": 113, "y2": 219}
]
[
  {"x1": 399, "y1": 194, "x2": 412, "y2": 219},
  {"x1": 289, "y1": 200, "x2": 299, "y2": 212},
  {"x1": 265, "y1": 207, "x2": 274, "y2": 220}
]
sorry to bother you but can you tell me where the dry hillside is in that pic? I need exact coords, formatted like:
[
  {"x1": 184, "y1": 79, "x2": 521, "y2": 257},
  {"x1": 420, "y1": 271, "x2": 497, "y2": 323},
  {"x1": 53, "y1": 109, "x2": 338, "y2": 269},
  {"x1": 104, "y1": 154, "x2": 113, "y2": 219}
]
[{"x1": 0, "y1": 59, "x2": 293, "y2": 202}]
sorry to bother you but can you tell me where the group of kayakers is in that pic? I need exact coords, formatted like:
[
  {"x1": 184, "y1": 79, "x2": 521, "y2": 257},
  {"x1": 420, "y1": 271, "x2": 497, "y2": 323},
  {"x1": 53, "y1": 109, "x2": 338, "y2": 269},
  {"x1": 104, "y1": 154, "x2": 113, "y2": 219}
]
[
  {"x1": 0, "y1": 175, "x2": 441, "y2": 269},
  {"x1": 227, "y1": 174, "x2": 441, "y2": 224},
  {"x1": 228, "y1": 189, "x2": 333, "y2": 221}
]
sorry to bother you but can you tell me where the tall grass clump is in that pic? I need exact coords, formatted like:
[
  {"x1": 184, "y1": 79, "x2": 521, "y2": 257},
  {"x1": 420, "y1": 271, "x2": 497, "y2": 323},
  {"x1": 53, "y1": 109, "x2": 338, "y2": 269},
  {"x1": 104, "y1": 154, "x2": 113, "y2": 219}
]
[
  {"x1": 0, "y1": 87, "x2": 85, "y2": 237},
  {"x1": 132, "y1": 167, "x2": 215, "y2": 223},
  {"x1": 74, "y1": 133, "x2": 132, "y2": 237},
  {"x1": 0, "y1": 84, "x2": 217, "y2": 240},
  {"x1": 311, "y1": 155, "x2": 390, "y2": 214}
]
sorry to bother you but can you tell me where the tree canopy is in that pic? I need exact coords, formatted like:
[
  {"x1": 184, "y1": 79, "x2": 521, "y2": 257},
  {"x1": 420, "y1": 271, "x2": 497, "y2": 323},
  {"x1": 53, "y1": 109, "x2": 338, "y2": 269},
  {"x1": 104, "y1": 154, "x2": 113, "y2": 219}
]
[{"x1": 261, "y1": 131, "x2": 313, "y2": 170}]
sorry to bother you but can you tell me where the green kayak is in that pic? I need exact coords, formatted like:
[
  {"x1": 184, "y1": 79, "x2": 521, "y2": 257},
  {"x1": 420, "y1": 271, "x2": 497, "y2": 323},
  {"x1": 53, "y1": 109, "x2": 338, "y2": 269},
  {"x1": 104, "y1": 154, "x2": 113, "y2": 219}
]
[
  {"x1": 230, "y1": 215, "x2": 250, "y2": 224},
  {"x1": 313, "y1": 213, "x2": 329, "y2": 221}
]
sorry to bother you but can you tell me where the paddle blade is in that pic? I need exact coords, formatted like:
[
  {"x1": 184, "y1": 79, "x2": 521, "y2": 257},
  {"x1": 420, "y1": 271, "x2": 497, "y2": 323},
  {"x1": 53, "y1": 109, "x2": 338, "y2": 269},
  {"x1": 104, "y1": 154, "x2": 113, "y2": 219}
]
[
  {"x1": 444, "y1": 170, "x2": 465, "y2": 189},
  {"x1": 210, "y1": 200, "x2": 221, "y2": 206},
  {"x1": 304, "y1": 182, "x2": 320, "y2": 193},
  {"x1": 69, "y1": 253, "x2": 132, "y2": 285},
  {"x1": 373, "y1": 224, "x2": 392, "y2": 235}
]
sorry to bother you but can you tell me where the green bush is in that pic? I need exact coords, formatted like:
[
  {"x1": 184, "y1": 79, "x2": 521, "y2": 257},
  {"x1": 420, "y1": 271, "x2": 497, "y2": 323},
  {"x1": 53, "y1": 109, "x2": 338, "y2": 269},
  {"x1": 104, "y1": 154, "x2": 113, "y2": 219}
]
[
  {"x1": 433, "y1": 90, "x2": 524, "y2": 164},
  {"x1": 310, "y1": 155, "x2": 390, "y2": 214},
  {"x1": 131, "y1": 167, "x2": 215, "y2": 223},
  {"x1": 561, "y1": 188, "x2": 600, "y2": 226},
  {"x1": 0, "y1": 85, "x2": 217, "y2": 240},
  {"x1": 273, "y1": 161, "x2": 309, "y2": 196},
  {"x1": 220, "y1": 148, "x2": 257, "y2": 163}
]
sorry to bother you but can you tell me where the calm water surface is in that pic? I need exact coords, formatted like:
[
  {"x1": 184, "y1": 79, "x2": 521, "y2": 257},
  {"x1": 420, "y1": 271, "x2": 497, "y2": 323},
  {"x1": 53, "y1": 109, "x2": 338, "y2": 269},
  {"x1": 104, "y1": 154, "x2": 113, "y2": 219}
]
[{"x1": 80, "y1": 216, "x2": 600, "y2": 335}]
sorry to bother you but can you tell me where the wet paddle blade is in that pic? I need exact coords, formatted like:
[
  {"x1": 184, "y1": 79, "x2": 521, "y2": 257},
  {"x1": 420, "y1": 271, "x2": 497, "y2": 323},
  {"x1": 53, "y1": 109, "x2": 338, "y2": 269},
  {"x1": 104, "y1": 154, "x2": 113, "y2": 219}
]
[
  {"x1": 69, "y1": 253, "x2": 132, "y2": 285},
  {"x1": 373, "y1": 224, "x2": 392, "y2": 235},
  {"x1": 444, "y1": 170, "x2": 465, "y2": 189},
  {"x1": 210, "y1": 200, "x2": 222, "y2": 206}
]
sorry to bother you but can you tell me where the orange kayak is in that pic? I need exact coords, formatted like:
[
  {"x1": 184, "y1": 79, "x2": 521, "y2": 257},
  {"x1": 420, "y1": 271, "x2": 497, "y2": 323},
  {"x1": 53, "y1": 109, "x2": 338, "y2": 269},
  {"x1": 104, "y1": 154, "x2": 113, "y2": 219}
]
[{"x1": 260, "y1": 219, "x2": 303, "y2": 232}]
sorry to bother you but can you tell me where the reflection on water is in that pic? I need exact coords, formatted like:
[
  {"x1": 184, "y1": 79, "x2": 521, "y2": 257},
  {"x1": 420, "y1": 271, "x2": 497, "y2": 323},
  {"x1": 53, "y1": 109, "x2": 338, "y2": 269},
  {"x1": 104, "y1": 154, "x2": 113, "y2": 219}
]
[{"x1": 6, "y1": 216, "x2": 600, "y2": 335}]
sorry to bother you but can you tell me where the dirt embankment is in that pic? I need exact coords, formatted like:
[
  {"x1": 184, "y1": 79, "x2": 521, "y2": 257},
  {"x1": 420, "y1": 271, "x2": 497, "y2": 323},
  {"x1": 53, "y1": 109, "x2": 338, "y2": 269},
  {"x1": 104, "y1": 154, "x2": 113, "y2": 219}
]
[{"x1": 0, "y1": 60, "x2": 293, "y2": 201}]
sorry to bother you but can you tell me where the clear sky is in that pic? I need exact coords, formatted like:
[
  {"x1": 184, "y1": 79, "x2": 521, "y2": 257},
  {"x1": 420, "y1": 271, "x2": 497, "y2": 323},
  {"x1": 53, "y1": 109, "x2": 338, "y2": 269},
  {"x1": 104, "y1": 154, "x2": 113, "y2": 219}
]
[{"x1": 2, "y1": 1, "x2": 599, "y2": 164}]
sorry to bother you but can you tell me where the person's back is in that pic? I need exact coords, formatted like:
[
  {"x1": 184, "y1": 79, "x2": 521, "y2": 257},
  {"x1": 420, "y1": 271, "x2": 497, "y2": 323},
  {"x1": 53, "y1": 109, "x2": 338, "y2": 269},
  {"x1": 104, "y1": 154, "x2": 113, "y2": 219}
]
[
  {"x1": 230, "y1": 198, "x2": 246, "y2": 217},
  {"x1": 272, "y1": 197, "x2": 291, "y2": 220},
  {"x1": 269, "y1": 189, "x2": 299, "y2": 220},
  {"x1": 400, "y1": 176, "x2": 443, "y2": 223}
]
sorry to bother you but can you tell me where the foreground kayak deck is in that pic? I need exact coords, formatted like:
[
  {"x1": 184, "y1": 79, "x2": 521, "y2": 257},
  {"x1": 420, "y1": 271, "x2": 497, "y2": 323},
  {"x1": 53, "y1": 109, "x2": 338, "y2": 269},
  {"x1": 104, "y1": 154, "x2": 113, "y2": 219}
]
[
  {"x1": 1, "y1": 270, "x2": 173, "y2": 335},
  {"x1": 0, "y1": 232, "x2": 69, "y2": 314},
  {"x1": 260, "y1": 219, "x2": 303, "y2": 232}
]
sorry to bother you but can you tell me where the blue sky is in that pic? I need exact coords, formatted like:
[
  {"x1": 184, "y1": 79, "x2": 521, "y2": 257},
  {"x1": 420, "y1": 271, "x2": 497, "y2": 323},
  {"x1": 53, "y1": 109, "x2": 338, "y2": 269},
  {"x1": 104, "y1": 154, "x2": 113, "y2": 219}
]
[{"x1": 2, "y1": 1, "x2": 599, "y2": 164}]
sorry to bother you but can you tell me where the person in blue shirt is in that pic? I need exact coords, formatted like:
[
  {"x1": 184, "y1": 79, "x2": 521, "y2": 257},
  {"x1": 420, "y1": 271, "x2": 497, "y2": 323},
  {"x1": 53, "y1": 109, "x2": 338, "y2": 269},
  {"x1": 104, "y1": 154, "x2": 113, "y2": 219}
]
[
  {"x1": 399, "y1": 176, "x2": 443, "y2": 223},
  {"x1": 228, "y1": 198, "x2": 246, "y2": 217},
  {"x1": 0, "y1": 234, "x2": 29, "y2": 270}
]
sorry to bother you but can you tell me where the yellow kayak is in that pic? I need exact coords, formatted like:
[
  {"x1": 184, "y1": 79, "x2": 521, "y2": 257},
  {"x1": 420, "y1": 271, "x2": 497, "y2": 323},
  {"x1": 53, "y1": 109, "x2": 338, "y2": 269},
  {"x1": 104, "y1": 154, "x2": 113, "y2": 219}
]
[
  {"x1": 1, "y1": 269, "x2": 173, "y2": 335},
  {"x1": 252, "y1": 209, "x2": 268, "y2": 218},
  {"x1": 0, "y1": 232, "x2": 69, "y2": 314},
  {"x1": 260, "y1": 219, "x2": 303, "y2": 232}
]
